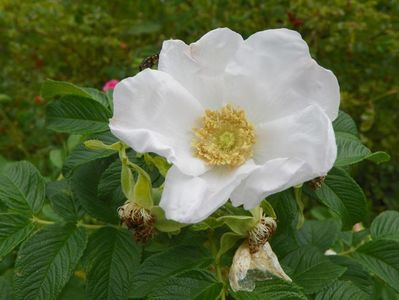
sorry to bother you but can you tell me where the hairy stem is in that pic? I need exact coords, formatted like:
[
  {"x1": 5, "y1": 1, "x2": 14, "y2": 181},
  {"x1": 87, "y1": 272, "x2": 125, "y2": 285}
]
[
  {"x1": 32, "y1": 216, "x2": 110, "y2": 230},
  {"x1": 208, "y1": 230, "x2": 226, "y2": 300},
  {"x1": 294, "y1": 186, "x2": 305, "y2": 229}
]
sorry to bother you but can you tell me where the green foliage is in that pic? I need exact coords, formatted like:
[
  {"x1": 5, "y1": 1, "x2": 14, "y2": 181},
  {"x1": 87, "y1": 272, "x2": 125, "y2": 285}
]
[
  {"x1": 15, "y1": 224, "x2": 87, "y2": 300},
  {"x1": 85, "y1": 227, "x2": 141, "y2": 300},
  {"x1": 231, "y1": 278, "x2": 307, "y2": 300},
  {"x1": 0, "y1": 161, "x2": 45, "y2": 214},
  {"x1": 0, "y1": 2, "x2": 398, "y2": 299}
]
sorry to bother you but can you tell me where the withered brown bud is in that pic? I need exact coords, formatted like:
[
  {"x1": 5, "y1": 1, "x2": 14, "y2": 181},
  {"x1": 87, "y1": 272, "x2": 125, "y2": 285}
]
[
  {"x1": 118, "y1": 202, "x2": 155, "y2": 243},
  {"x1": 248, "y1": 217, "x2": 277, "y2": 254}
]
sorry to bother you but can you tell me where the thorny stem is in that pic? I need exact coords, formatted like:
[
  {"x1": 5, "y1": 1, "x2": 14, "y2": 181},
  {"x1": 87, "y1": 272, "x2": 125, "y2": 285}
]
[
  {"x1": 294, "y1": 186, "x2": 305, "y2": 229},
  {"x1": 208, "y1": 230, "x2": 226, "y2": 300}
]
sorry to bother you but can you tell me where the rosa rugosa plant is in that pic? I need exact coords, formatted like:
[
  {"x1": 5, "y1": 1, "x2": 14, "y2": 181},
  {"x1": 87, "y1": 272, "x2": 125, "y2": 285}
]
[{"x1": 0, "y1": 28, "x2": 395, "y2": 300}]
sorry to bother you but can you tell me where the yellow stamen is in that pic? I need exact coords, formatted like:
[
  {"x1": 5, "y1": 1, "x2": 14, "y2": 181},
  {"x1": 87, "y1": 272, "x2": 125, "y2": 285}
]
[{"x1": 193, "y1": 104, "x2": 256, "y2": 167}]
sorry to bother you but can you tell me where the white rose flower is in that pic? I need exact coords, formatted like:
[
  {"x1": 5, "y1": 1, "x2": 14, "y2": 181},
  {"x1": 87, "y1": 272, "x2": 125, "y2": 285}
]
[{"x1": 109, "y1": 28, "x2": 339, "y2": 224}]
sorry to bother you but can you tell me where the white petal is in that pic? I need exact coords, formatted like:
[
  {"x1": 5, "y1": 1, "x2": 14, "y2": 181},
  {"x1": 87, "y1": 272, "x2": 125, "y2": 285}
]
[
  {"x1": 224, "y1": 28, "x2": 339, "y2": 123},
  {"x1": 253, "y1": 105, "x2": 337, "y2": 174},
  {"x1": 160, "y1": 161, "x2": 257, "y2": 223},
  {"x1": 109, "y1": 69, "x2": 209, "y2": 176},
  {"x1": 159, "y1": 28, "x2": 243, "y2": 109},
  {"x1": 230, "y1": 158, "x2": 312, "y2": 209}
]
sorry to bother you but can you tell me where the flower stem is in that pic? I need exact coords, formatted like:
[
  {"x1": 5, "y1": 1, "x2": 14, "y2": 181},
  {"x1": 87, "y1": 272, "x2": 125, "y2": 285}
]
[
  {"x1": 31, "y1": 216, "x2": 55, "y2": 225},
  {"x1": 294, "y1": 186, "x2": 305, "y2": 229},
  {"x1": 32, "y1": 216, "x2": 110, "y2": 230},
  {"x1": 208, "y1": 230, "x2": 226, "y2": 300}
]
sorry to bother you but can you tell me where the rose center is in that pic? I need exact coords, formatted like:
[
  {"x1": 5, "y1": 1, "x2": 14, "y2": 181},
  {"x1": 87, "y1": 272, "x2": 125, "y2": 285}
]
[{"x1": 193, "y1": 104, "x2": 256, "y2": 167}]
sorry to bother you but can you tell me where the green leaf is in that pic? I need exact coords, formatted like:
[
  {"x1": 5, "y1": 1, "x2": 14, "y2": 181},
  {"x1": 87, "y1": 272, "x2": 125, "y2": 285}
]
[
  {"x1": 353, "y1": 240, "x2": 399, "y2": 292},
  {"x1": 97, "y1": 160, "x2": 124, "y2": 201},
  {"x1": 268, "y1": 190, "x2": 298, "y2": 233},
  {"x1": 282, "y1": 246, "x2": 346, "y2": 294},
  {"x1": 0, "y1": 161, "x2": 45, "y2": 213},
  {"x1": 314, "y1": 167, "x2": 368, "y2": 229},
  {"x1": 46, "y1": 180, "x2": 84, "y2": 221},
  {"x1": 333, "y1": 111, "x2": 358, "y2": 136},
  {"x1": 295, "y1": 219, "x2": 341, "y2": 251},
  {"x1": 41, "y1": 80, "x2": 110, "y2": 108},
  {"x1": 329, "y1": 256, "x2": 373, "y2": 294},
  {"x1": 231, "y1": 277, "x2": 307, "y2": 300},
  {"x1": 63, "y1": 132, "x2": 117, "y2": 176},
  {"x1": 315, "y1": 280, "x2": 371, "y2": 300},
  {"x1": 0, "y1": 213, "x2": 35, "y2": 258},
  {"x1": 59, "y1": 276, "x2": 85, "y2": 300},
  {"x1": 148, "y1": 269, "x2": 223, "y2": 300},
  {"x1": 72, "y1": 159, "x2": 120, "y2": 223},
  {"x1": 15, "y1": 224, "x2": 87, "y2": 300},
  {"x1": 0, "y1": 276, "x2": 13, "y2": 300},
  {"x1": 46, "y1": 95, "x2": 111, "y2": 134},
  {"x1": 85, "y1": 227, "x2": 141, "y2": 300},
  {"x1": 130, "y1": 246, "x2": 212, "y2": 298},
  {"x1": 370, "y1": 210, "x2": 399, "y2": 242},
  {"x1": 334, "y1": 132, "x2": 390, "y2": 167},
  {"x1": 42, "y1": 79, "x2": 95, "y2": 100}
]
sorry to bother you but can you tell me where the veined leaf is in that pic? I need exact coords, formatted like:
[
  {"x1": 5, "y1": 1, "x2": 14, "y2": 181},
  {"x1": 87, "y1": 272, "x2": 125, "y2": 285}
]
[
  {"x1": 329, "y1": 256, "x2": 373, "y2": 294},
  {"x1": 267, "y1": 190, "x2": 298, "y2": 233},
  {"x1": 85, "y1": 227, "x2": 141, "y2": 300},
  {"x1": 314, "y1": 167, "x2": 367, "y2": 229},
  {"x1": 0, "y1": 213, "x2": 35, "y2": 258},
  {"x1": 72, "y1": 159, "x2": 121, "y2": 223},
  {"x1": 334, "y1": 132, "x2": 390, "y2": 167},
  {"x1": 148, "y1": 269, "x2": 223, "y2": 300},
  {"x1": 353, "y1": 240, "x2": 399, "y2": 292},
  {"x1": 63, "y1": 132, "x2": 118, "y2": 176},
  {"x1": 315, "y1": 280, "x2": 370, "y2": 300},
  {"x1": 46, "y1": 95, "x2": 111, "y2": 134},
  {"x1": 370, "y1": 210, "x2": 399, "y2": 242},
  {"x1": 333, "y1": 111, "x2": 358, "y2": 136},
  {"x1": 42, "y1": 79, "x2": 109, "y2": 108},
  {"x1": 0, "y1": 161, "x2": 45, "y2": 213},
  {"x1": 129, "y1": 246, "x2": 212, "y2": 298},
  {"x1": 0, "y1": 276, "x2": 13, "y2": 300},
  {"x1": 15, "y1": 224, "x2": 87, "y2": 300},
  {"x1": 282, "y1": 246, "x2": 346, "y2": 294},
  {"x1": 295, "y1": 219, "x2": 341, "y2": 251},
  {"x1": 231, "y1": 277, "x2": 307, "y2": 300},
  {"x1": 46, "y1": 180, "x2": 84, "y2": 221}
]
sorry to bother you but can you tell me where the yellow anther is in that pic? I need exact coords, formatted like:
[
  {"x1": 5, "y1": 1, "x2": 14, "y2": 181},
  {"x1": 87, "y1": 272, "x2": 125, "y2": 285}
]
[{"x1": 193, "y1": 104, "x2": 256, "y2": 167}]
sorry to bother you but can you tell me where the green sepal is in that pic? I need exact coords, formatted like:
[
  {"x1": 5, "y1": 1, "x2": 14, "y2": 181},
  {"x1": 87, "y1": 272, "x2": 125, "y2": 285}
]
[
  {"x1": 261, "y1": 200, "x2": 277, "y2": 219},
  {"x1": 216, "y1": 232, "x2": 243, "y2": 262},
  {"x1": 133, "y1": 172, "x2": 153, "y2": 210},
  {"x1": 191, "y1": 217, "x2": 224, "y2": 231},
  {"x1": 144, "y1": 154, "x2": 171, "y2": 177},
  {"x1": 121, "y1": 160, "x2": 134, "y2": 200},
  {"x1": 151, "y1": 206, "x2": 184, "y2": 233},
  {"x1": 84, "y1": 139, "x2": 121, "y2": 151},
  {"x1": 217, "y1": 215, "x2": 257, "y2": 236}
]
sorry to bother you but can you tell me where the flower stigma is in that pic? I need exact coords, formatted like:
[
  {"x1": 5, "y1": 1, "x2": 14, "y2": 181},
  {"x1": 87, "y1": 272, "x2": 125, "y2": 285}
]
[{"x1": 193, "y1": 104, "x2": 256, "y2": 167}]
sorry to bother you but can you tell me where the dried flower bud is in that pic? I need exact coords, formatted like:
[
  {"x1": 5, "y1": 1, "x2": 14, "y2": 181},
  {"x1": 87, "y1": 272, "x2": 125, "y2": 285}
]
[
  {"x1": 118, "y1": 202, "x2": 155, "y2": 243},
  {"x1": 248, "y1": 216, "x2": 276, "y2": 254},
  {"x1": 229, "y1": 241, "x2": 291, "y2": 292}
]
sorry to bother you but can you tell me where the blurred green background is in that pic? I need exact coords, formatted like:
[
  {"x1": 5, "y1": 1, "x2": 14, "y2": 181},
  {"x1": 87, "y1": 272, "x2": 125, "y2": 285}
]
[{"x1": 0, "y1": 0, "x2": 398, "y2": 212}]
